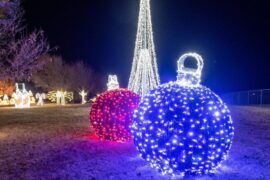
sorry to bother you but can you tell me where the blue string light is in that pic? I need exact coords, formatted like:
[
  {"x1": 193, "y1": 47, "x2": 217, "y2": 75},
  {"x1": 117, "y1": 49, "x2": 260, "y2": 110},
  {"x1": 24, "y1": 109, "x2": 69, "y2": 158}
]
[{"x1": 131, "y1": 53, "x2": 234, "y2": 176}]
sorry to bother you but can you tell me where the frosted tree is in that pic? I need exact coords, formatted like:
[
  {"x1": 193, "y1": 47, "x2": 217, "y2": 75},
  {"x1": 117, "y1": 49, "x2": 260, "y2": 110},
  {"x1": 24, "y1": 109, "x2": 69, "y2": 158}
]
[
  {"x1": 0, "y1": 0, "x2": 50, "y2": 81},
  {"x1": 128, "y1": 0, "x2": 160, "y2": 96}
]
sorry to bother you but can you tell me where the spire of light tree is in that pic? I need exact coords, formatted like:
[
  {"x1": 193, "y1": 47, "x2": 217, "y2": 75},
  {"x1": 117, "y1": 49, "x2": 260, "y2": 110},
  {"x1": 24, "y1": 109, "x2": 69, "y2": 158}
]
[{"x1": 128, "y1": 0, "x2": 160, "y2": 96}]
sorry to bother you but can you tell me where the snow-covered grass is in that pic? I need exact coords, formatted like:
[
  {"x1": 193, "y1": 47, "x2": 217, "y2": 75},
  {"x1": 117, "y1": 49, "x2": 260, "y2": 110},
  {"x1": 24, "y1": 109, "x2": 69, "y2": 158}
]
[{"x1": 0, "y1": 105, "x2": 269, "y2": 179}]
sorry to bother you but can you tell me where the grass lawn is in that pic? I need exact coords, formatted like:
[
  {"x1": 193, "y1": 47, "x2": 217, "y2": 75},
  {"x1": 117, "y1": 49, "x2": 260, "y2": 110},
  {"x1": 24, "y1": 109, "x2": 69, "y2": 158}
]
[{"x1": 0, "y1": 105, "x2": 269, "y2": 179}]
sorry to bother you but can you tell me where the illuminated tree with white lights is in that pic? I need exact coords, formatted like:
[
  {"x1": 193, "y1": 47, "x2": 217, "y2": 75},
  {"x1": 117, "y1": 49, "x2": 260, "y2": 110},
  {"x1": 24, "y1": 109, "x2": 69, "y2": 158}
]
[{"x1": 128, "y1": 0, "x2": 160, "y2": 96}]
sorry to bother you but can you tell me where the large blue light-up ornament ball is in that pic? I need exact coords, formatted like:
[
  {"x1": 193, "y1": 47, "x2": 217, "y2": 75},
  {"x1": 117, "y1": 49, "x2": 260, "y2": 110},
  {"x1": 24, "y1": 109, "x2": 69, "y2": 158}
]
[{"x1": 131, "y1": 53, "x2": 234, "y2": 176}]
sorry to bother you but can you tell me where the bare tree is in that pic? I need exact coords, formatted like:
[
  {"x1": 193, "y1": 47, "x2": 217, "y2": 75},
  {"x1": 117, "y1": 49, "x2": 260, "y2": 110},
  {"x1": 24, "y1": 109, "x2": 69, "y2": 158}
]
[
  {"x1": 31, "y1": 55, "x2": 67, "y2": 91},
  {"x1": 32, "y1": 55, "x2": 100, "y2": 96},
  {"x1": 67, "y1": 61, "x2": 100, "y2": 93},
  {"x1": 0, "y1": 0, "x2": 50, "y2": 81},
  {"x1": 0, "y1": 0, "x2": 18, "y2": 20}
]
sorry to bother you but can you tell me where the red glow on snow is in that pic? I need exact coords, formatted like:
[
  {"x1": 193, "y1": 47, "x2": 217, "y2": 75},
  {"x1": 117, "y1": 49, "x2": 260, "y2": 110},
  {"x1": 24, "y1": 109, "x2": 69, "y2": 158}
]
[{"x1": 81, "y1": 133, "x2": 100, "y2": 140}]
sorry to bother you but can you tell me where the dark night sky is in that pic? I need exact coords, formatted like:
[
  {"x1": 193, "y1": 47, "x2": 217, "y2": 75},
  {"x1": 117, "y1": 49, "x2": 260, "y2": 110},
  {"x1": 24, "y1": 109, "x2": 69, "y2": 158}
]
[{"x1": 23, "y1": 0, "x2": 270, "y2": 93}]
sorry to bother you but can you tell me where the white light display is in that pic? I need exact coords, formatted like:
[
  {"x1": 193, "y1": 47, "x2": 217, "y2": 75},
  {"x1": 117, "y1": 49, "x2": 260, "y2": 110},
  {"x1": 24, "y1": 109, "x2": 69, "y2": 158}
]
[
  {"x1": 61, "y1": 91, "x2": 66, "y2": 105},
  {"x1": 12, "y1": 83, "x2": 31, "y2": 108},
  {"x1": 36, "y1": 93, "x2": 46, "y2": 106},
  {"x1": 107, "y1": 75, "x2": 120, "y2": 91},
  {"x1": 79, "y1": 90, "x2": 88, "y2": 104},
  {"x1": 47, "y1": 91, "x2": 73, "y2": 105},
  {"x1": 29, "y1": 91, "x2": 36, "y2": 104},
  {"x1": 56, "y1": 91, "x2": 62, "y2": 105},
  {"x1": 131, "y1": 53, "x2": 234, "y2": 176},
  {"x1": 9, "y1": 98, "x2": 15, "y2": 105},
  {"x1": 177, "y1": 52, "x2": 204, "y2": 86},
  {"x1": 2, "y1": 94, "x2": 9, "y2": 105},
  {"x1": 128, "y1": 0, "x2": 160, "y2": 96}
]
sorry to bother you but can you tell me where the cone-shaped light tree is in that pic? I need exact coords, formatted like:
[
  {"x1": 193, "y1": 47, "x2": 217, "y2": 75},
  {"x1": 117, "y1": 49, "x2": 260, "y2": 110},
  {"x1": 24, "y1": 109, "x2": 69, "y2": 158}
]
[{"x1": 128, "y1": 0, "x2": 160, "y2": 96}]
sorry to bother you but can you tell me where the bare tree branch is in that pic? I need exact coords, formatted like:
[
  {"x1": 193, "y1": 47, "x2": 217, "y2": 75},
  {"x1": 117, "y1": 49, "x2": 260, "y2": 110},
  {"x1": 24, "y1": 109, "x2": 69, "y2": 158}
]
[
  {"x1": 0, "y1": 0, "x2": 50, "y2": 81},
  {"x1": 32, "y1": 55, "x2": 101, "y2": 96}
]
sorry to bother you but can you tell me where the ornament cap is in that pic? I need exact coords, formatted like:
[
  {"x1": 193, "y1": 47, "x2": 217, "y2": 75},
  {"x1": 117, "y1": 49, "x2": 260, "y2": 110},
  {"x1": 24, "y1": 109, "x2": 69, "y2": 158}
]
[{"x1": 177, "y1": 52, "x2": 204, "y2": 86}]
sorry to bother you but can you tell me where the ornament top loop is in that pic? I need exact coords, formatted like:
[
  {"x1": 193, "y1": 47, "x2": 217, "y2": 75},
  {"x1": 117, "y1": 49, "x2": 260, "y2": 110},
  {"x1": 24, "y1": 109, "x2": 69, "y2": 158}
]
[{"x1": 177, "y1": 52, "x2": 204, "y2": 86}]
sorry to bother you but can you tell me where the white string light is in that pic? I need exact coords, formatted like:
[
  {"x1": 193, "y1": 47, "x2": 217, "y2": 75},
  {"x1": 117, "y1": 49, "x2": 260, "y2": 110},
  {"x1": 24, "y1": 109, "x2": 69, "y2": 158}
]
[
  {"x1": 177, "y1": 52, "x2": 204, "y2": 87},
  {"x1": 47, "y1": 91, "x2": 73, "y2": 105},
  {"x1": 56, "y1": 91, "x2": 62, "y2": 105},
  {"x1": 79, "y1": 90, "x2": 88, "y2": 104},
  {"x1": 128, "y1": 0, "x2": 160, "y2": 96},
  {"x1": 36, "y1": 93, "x2": 46, "y2": 106},
  {"x1": 131, "y1": 52, "x2": 234, "y2": 176},
  {"x1": 107, "y1": 75, "x2": 120, "y2": 91},
  {"x1": 12, "y1": 83, "x2": 31, "y2": 108},
  {"x1": 2, "y1": 94, "x2": 9, "y2": 105},
  {"x1": 29, "y1": 91, "x2": 36, "y2": 105}
]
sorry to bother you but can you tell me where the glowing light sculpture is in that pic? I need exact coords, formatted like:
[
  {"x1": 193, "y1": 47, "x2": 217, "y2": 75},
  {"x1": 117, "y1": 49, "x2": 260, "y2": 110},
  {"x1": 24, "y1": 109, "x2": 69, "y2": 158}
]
[
  {"x1": 36, "y1": 93, "x2": 46, "y2": 106},
  {"x1": 128, "y1": 0, "x2": 160, "y2": 96},
  {"x1": 29, "y1": 91, "x2": 36, "y2": 104},
  {"x1": 12, "y1": 83, "x2": 31, "y2": 108},
  {"x1": 79, "y1": 90, "x2": 88, "y2": 104},
  {"x1": 56, "y1": 91, "x2": 62, "y2": 105},
  {"x1": 61, "y1": 91, "x2": 66, "y2": 105},
  {"x1": 2, "y1": 94, "x2": 9, "y2": 105},
  {"x1": 47, "y1": 91, "x2": 73, "y2": 105},
  {"x1": 131, "y1": 53, "x2": 234, "y2": 176},
  {"x1": 107, "y1": 75, "x2": 119, "y2": 91},
  {"x1": 9, "y1": 97, "x2": 15, "y2": 105},
  {"x1": 89, "y1": 89, "x2": 140, "y2": 142}
]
